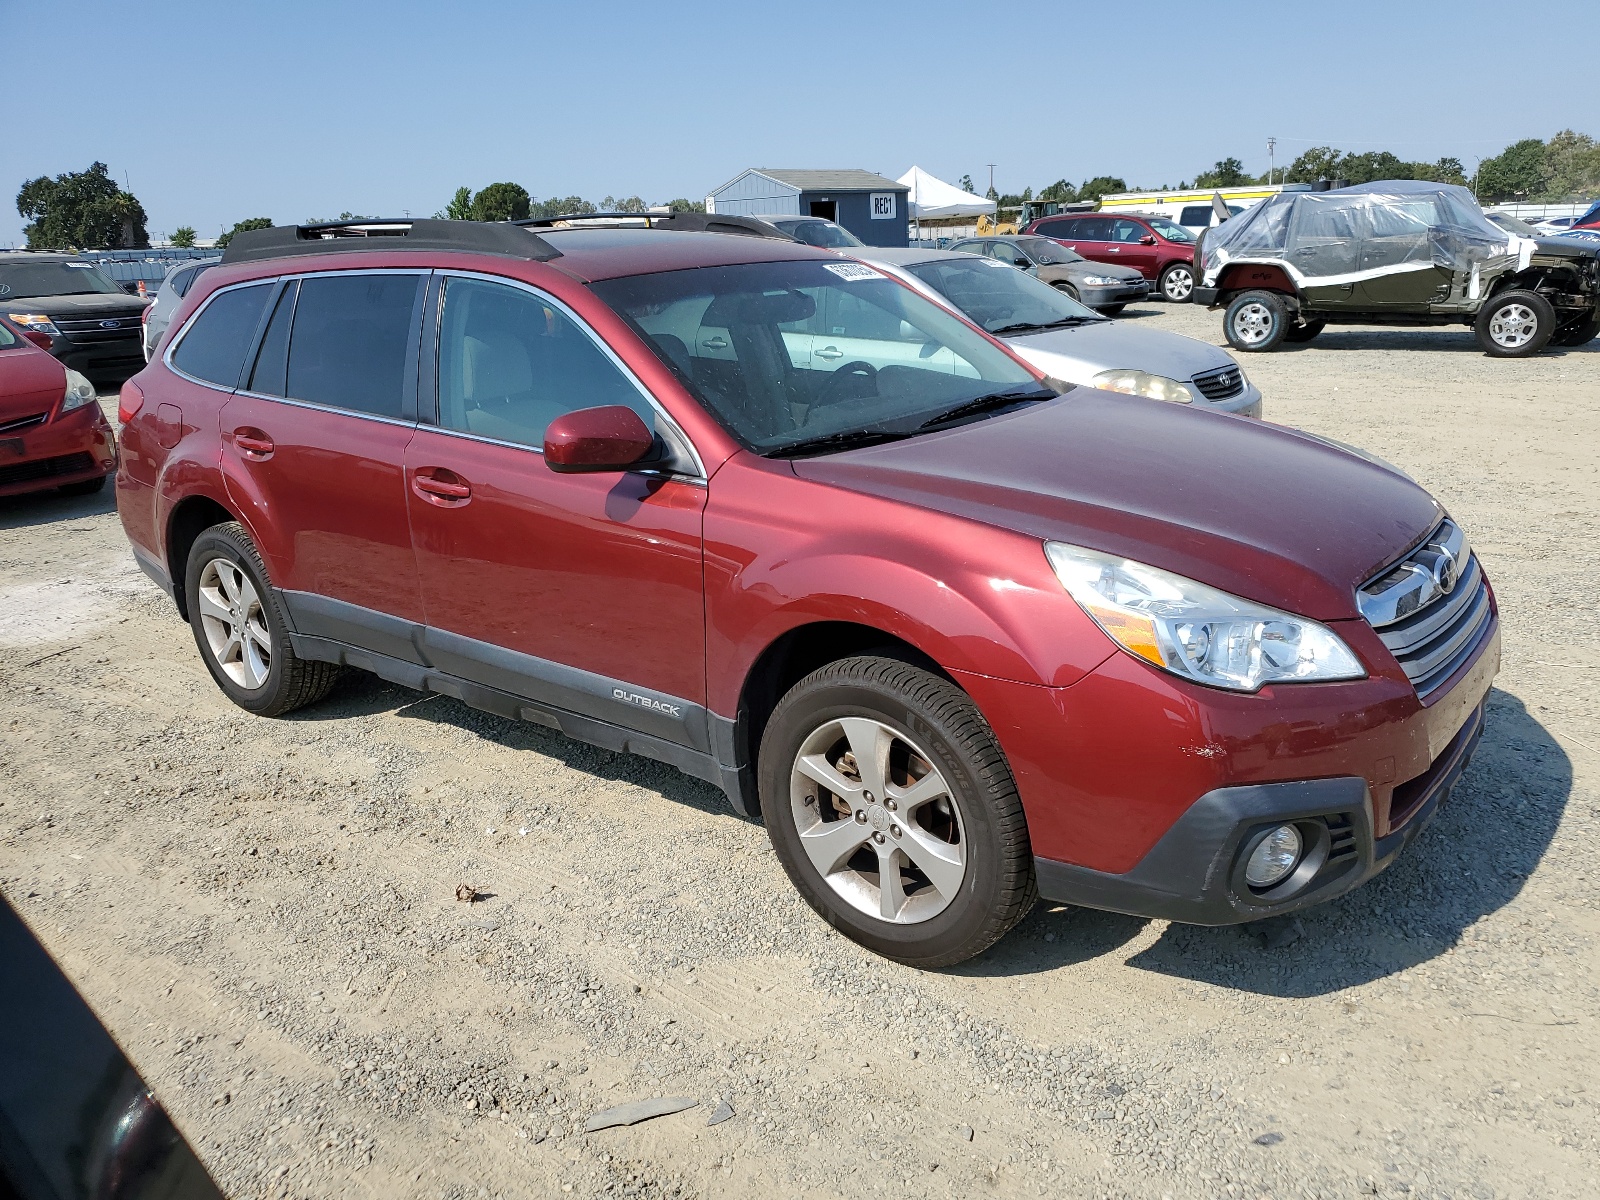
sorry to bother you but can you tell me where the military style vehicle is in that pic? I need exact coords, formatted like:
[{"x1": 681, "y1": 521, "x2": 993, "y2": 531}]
[{"x1": 1192, "y1": 181, "x2": 1600, "y2": 357}]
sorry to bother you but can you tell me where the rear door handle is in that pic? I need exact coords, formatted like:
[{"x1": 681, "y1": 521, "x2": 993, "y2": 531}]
[
  {"x1": 815, "y1": 346, "x2": 844, "y2": 360},
  {"x1": 233, "y1": 428, "x2": 274, "y2": 460},
  {"x1": 412, "y1": 467, "x2": 472, "y2": 506},
  {"x1": 701, "y1": 336, "x2": 729, "y2": 350}
]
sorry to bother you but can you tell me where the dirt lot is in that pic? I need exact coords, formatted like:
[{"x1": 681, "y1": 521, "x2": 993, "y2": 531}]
[{"x1": 2, "y1": 305, "x2": 1596, "y2": 1200}]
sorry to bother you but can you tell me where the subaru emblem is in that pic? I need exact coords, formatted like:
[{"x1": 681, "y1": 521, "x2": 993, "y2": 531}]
[{"x1": 99, "y1": 319, "x2": 121, "y2": 329}]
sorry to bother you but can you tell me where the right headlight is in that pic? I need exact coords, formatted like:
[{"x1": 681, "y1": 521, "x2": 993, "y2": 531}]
[
  {"x1": 1045, "y1": 542, "x2": 1365, "y2": 692},
  {"x1": 61, "y1": 368, "x2": 98, "y2": 412},
  {"x1": 1090, "y1": 369, "x2": 1191, "y2": 404}
]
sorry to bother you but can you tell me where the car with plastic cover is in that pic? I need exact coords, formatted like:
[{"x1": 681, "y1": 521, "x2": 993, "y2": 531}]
[{"x1": 1193, "y1": 181, "x2": 1600, "y2": 356}]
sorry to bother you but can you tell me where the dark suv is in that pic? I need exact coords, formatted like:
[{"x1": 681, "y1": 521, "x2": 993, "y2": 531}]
[
  {"x1": 1023, "y1": 212, "x2": 1199, "y2": 303},
  {"x1": 0, "y1": 253, "x2": 150, "y2": 379},
  {"x1": 117, "y1": 219, "x2": 1497, "y2": 966}
]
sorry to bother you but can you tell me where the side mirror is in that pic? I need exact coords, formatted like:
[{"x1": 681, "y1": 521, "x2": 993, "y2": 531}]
[
  {"x1": 543, "y1": 405, "x2": 656, "y2": 474},
  {"x1": 1140, "y1": 234, "x2": 1157, "y2": 245},
  {"x1": 21, "y1": 329, "x2": 53, "y2": 350}
]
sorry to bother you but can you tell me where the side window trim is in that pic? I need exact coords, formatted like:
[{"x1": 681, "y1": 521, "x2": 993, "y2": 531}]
[
  {"x1": 242, "y1": 278, "x2": 295, "y2": 394},
  {"x1": 431, "y1": 269, "x2": 706, "y2": 480},
  {"x1": 416, "y1": 273, "x2": 444, "y2": 426}
]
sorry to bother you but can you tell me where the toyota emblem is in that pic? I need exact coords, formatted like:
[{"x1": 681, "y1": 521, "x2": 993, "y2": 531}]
[{"x1": 1431, "y1": 549, "x2": 1458, "y2": 595}]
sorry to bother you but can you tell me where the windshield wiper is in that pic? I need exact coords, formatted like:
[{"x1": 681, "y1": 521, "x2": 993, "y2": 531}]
[
  {"x1": 766, "y1": 428, "x2": 917, "y2": 459},
  {"x1": 988, "y1": 316, "x2": 1101, "y2": 335},
  {"x1": 917, "y1": 388, "x2": 1056, "y2": 430}
]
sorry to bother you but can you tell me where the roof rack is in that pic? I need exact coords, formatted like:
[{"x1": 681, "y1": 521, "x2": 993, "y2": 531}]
[
  {"x1": 220, "y1": 218, "x2": 561, "y2": 265},
  {"x1": 514, "y1": 212, "x2": 791, "y2": 241}
]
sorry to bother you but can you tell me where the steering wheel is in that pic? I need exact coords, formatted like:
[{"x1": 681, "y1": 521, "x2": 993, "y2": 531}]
[{"x1": 815, "y1": 360, "x2": 878, "y2": 407}]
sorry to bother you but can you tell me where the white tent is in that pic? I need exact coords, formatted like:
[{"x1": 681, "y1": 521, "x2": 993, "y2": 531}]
[{"x1": 897, "y1": 166, "x2": 997, "y2": 220}]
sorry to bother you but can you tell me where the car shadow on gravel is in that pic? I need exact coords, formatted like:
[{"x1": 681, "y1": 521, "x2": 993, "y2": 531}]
[
  {"x1": 965, "y1": 690, "x2": 1570, "y2": 995},
  {"x1": 0, "y1": 485, "x2": 115, "y2": 530},
  {"x1": 293, "y1": 669, "x2": 740, "y2": 822},
  {"x1": 1271, "y1": 328, "x2": 1599, "y2": 355}
]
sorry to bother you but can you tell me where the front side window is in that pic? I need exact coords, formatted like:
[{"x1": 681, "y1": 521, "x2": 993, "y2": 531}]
[
  {"x1": 436, "y1": 276, "x2": 653, "y2": 448},
  {"x1": 591, "y1": 259, "x2": 1041, "y2": 455},
  {"x1": 0, "y1": 259, "x2": 124, "y2": 300},
  {"x1": 1145, "y1": 217, "x2": 1195, "y2": 243},
  {"x1": 1111, "y1": 220, "x2": 1150, "y2": 243},
  {"x1": 171, "y1": 283, "x2": 274, "y2": 388},
  {"x1": 283, "y1": 273, "x2": 422, "y2": 419},
  {"x1": 989, "y1": 242, "x2": 1025, "y2": 266}
]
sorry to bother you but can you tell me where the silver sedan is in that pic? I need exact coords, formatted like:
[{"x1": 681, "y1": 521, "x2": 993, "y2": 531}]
[{"x1": 854, "y1": 247, "x2": 1262, "y2": 417}]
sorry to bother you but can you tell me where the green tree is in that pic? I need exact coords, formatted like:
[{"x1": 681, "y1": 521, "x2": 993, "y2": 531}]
[
  {"x1": 216, "y1": 217, "x2": 273, "y2": 250},
  {"x1": 438, "y1": 186, "x2": 474, "y2": 220},
  {"x1": 15, "y1": 162, "x2": 149, "y2": 250},
  {"x1": 469, "y1": 182, "x2": 531, "y2": 222},
  {"x1": 1038, "y1": 179, "x2": 1077, "y2": 203},
  {"x1": 664, "y1": 198, "x2": 706, "y2": 213},
  {"x1": 601, "y1": 195, "x2": 648, "y2": 214},
  {"x1": 1476, "y1": 138, "x2": 1549, "y2": 201},
  {"x1": 1078, "y1": 176, "x2": 1127, "y2": 203},
  {"x1": 1542, "y1": 130, "x2": 1600, "y2": 200},
  {"x1": 170, "y1": 226, "x2": 197, "y2": 248},
  {"x1": 958, "y1": 175, "x2": 974, "y2": 193},
  {"x1": 531, "y1": 195, "x2": 597, "y2": 219},
  {"x1": 1194, "y1": 157, "x2": 1248, "y2": 188},
  {"x1": 1283, "y1": 146, "x2": 1343, "y2": 183}
]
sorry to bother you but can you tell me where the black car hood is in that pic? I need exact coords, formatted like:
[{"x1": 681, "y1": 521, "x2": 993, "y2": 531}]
[
  {"x1": 0, "y1": 292, "x2": 148, "y2": 317},
  {"x1": 1531, "y1": 235, "x2": 1600, "y2": 259},
  {"x1": 790, "y1": 390, "x2": 1443, "y2": 622}
]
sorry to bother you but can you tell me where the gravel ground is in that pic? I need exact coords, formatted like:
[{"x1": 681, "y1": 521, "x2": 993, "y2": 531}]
[{"x1": 1, "y1": 305, "x2": 1596, "y2": 1200}]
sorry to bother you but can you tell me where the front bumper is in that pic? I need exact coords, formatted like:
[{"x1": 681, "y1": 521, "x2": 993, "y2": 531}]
[
  {"x1": 1081, "y1": 280, "x2": 1151, "y2": 310},
  {"x1": 1190, "y1": 379, "x2": 1262, "y2": 418},
  {"x1": 0, "y1": 402, "x2": 118, "y2": 498},
  {"x1": 47, "y1": 332, "x2": 145, "y2": 378},
  {"x1": 1193, "y1": 286, "x2": 1220, "y2": 307},
  {"x1": 1034, "y1": 701, "x2": 1484, "y2": 924}
]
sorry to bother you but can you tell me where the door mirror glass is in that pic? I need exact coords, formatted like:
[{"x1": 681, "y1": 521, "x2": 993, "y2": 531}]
[
  {"x1": 1140, "y1": 234, "x2": 1157, "y2": 245},
  {"x1": 543, "y1": 405, "x2": 656, "y2": 473}
]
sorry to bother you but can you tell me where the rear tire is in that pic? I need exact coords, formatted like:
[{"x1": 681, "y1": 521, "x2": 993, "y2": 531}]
[
  {"x1": 1551, "y1": 312, "x2": 1600, "y2": 346},
  {"x1": 1475, "y1": 289, "x2": 1555, "y2": 357},
  {"x1": 1224, "y1": 290, "x2": 1290, "y2": 352},
  {"x1": 58, "y1": 475, "x2": 108, "y2": 497},
  {"x1": 1284, "y1": 319, "x2": 1327, "y2": 344},
  {"x1": 759, "y1": 656, "x2": 1035, "y2": 967},
  {"x1": 184, "y1": 522, "x2": 340, "y2": 717},
  {"x1": 1158, "y1": 263, "x2": 1195, "y2": 303}
]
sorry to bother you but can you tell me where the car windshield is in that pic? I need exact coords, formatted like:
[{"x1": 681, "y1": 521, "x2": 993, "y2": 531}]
[
  {"x1": 783, "y1": 220, "x2": 864, "y2": 248},
  {"x1": 0, "y1": 259, "x2": 124, "y2": 299},
  {"x1": 1486, "y1": 211, "x2": 1540, "y2": 237},
  {"x1": 591, "y1": 259, "x2": 1044, "y2": 456},
  {"x1": 1145, "y1": 218, "x2": 1195, "y2": 243},
  {"x1": 1015, "y1": 238, "x2": 1081, "y2": 264},
  {"x1": 905, "y1": 256, "x2": 1103, "y2": 334}
]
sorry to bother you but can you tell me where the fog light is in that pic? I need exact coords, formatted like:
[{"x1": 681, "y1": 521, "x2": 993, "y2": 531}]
[{"x1": 1244, "y1": 824, "x2": 1302, "y2": 888}]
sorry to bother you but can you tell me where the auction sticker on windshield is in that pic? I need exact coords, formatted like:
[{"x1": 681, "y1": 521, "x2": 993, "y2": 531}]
[{"x1": 823, "y1": 263, "x2": 883, "y2": 282}]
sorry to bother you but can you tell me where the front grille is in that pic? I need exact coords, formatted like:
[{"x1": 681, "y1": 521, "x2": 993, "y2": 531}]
[
  {"x1": 52, "y1": 313, "x2": 144, "y2": 342},
  {"x1": 0, "y1": 413, "x2": 47, "y2": 434},
  {"x1": 0, "y1": 451, "x2": 95, "y2": 488},
  {"x1": 1192, "y1": 365, "x2": 1244, "y2": 400},
  {"x1": 1359, "y1": 519, "x2": 1493, "y2": 701}
]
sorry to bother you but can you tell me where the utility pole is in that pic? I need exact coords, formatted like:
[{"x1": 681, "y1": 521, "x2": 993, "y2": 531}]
[
  {"x1": 1266, "y1": 137, "x2": 1276, "y2": 186},
  {"x1": 986, "y1": 163, "x2": 996, "y2": 195}
]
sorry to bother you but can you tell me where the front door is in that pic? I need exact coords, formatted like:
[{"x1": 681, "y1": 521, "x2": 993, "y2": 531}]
[
  {"x1": 403, "y1": 273, "x2": 709, "y2": 744},
  {"x1": 220, "y1": 270, "x2": 428, "y2": 653}
]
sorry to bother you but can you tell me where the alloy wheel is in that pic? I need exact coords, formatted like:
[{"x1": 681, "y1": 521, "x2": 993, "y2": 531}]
[
  {"x1": 1488, "y1": 303, "x2": 1539, "y2": 349},
  {"x1": 1230, "y1": 302, "x2": 1275, "y2": 345},
  {"x1": 788, "y1": 717, "x2": 965, "y2": 924},
  {"x1": 1163, "y1": 267, "x2": 1194, "y2": 301},
  {"x1": 196, "y1": 557, "x2": 272, "y2": 690}
]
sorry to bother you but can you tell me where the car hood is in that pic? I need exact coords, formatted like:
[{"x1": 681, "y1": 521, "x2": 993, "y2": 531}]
[
  {"x1": 0, "y1": 293, "x2": 148, "y2": 318},
  {"x1": 1001, "y1": 320, "x2": 1235, "y2": 384},
  {"x1": 1041, "y1": 261, "x2": 1144, "y2": 285},
  {"x1": 1531, "y1": 234, "x2": 1600, "y2": 259},
  {"x1": 0, "y1": 346, "x2": 66, "y2": 422},
  {"x1": 790, "y1": 390, "x2": 1441, "y2": 621}
]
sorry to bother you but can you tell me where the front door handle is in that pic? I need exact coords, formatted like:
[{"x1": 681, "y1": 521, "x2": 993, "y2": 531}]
[
  {"x1": 233, "y1": 428, "x2": 274, "y2": 460},
  {"x1": 701, "y1": 336, "x2": 729, "y2": 350},
  {"x1": 815, "y1": 346, "x2": 844, "y2": 360},
  {"x1": 412, "y1": 467, "x2": 472, "y2": 506}
]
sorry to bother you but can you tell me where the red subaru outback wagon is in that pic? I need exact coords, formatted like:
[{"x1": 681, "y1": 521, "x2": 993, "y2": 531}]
[{"x1": 117, "y1": 219, "x2": 1498, "y2": 966}]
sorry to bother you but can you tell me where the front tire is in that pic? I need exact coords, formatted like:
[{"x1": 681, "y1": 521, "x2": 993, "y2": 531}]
[
  {"x1": 1158, "y1": 263, "x2": 1195, "y2": 303},
  {"x1": 1475, "y1": 289, "x2": 1555, "y2": 357},
  {"x1": 1284, "y1": 319, "x2": 1327, "y2": 344},
  {"x1": 759, "y1": 656, "x2": 1035, "y2": 967},
  {"x1": 1052, "y1": 281, "x2": 1081, "y2": 303},
  {"x1": 1224, "y1": 290, "x2": 1290, "y2": 352},
  {"x1": 184, "y1": 522, "x2": 339, "y2": 717}
]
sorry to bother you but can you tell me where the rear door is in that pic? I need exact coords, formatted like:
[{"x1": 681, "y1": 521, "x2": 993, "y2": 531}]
[
  {"x1": 1108, "y1": 219, "x2": 1160, "y2": 278},
  {"x1": 220, "y1": 270, "x2": 428, "y2": 653},
  {"x1": 403, "y1": 272, "x2": 710, "y2": 743},
  {"x1": 1356, "y1": 197, "x2": 1452, "y2": 310},
  {"x1": 1065, "y1": 216, "x2": 1116, "y2": 268},
  {"x1": 1286, "y1": 199, "x2": 1360, "y2": 308}
]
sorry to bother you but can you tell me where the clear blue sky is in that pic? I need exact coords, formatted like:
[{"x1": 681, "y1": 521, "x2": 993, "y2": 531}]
[{"x1": 5, "y1": 0, "x2": 1598, "y2": 247}]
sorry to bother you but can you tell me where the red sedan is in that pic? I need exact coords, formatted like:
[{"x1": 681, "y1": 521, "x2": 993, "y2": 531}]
[{"x1": 0, "y1": 317, "x2": 117, "y2": 499}]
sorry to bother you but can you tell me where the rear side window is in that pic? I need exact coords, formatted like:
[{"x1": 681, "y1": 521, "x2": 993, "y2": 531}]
[
  {"x1": 1037, "y1": 219, "x2": 1076, "y2": 239},
  {"x1": 1076, "y1": 217, "x2": 1114, "y2": 240},
  {"x1": 247, "y1": 281, "x2": 296, "y2": 396},
  {"x1": 171, "y1": 283, "x2": 273, "y2": 388},
  {"x1": 172, "y1": 263, "x2": 215, "y2": 298},
  {"x1": 284, "y1": 273, "x2": 422, "y2": 419}
]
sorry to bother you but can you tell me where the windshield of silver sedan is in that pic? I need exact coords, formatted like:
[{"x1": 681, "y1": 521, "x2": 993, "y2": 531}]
[
  {"x1": 906, "y1": 256, "x2": 1104, "y2": 335},
  {"x1": 591, "y1": 260, "x2": 1047, "y2": 456}
]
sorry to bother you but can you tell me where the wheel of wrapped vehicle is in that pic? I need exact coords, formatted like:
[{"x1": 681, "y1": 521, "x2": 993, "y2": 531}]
[
  {"x1": 1052, "y1": 281, "x2": 1081, "y2": 302},
  {"x1": 1475, "y1": 289, "x2": 1555, "y2": 357},
  {"x1": 1551, "y1": 312, "x2": 1600, "y2": 346},
  {"x1": 1158, "y1": 263, "x2": 1195, "y2": 303},
  {"x1": 1224, "y1": 290, "x2": 1289, "y2": 352},
  {"x1": 1284, "y1": 319, "x2": 1327, "y2": 344},
  {"x1": 58, "y1": 475, "x2": 107, "y2": 496},
  {"x1": 184, "y1": 522, "x2": 339, "y2": 717},
  {"x1": 759, "y1": 656, "x2": 1036, "y2": 967}
]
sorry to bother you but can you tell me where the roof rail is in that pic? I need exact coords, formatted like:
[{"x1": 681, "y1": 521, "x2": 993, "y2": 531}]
[
  {"x1": 220, "y1": 219, "x2": 561, "y2": 265},
  {"x1": 514, "y1": 212, "x2": 792, "y2": 241}
]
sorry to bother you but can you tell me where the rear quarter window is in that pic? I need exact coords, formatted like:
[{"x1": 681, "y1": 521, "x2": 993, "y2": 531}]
[{"x1": 170, "y1": 283, "x2": 274, "y2": 388}]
